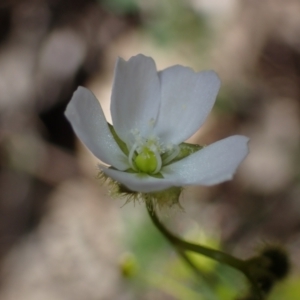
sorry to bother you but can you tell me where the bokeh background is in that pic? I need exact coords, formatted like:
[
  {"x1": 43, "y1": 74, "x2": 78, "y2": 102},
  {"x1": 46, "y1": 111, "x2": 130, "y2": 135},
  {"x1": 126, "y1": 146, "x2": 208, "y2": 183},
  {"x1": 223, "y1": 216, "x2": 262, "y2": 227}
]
[{"x1": 1, "y1": 0, "x2": 300, "y2": 299}]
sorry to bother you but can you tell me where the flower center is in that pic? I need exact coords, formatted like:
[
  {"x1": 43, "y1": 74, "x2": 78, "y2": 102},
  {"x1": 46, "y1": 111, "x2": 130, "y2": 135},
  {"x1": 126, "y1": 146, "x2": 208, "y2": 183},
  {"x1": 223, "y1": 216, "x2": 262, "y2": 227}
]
[
  {"x1": 127, "y1": 130, "x2": 180, "y2": 175},
  {"x1": 127, "y1": 132, "x2": 163, "y2": 174},
  {"x1": 134, "y1": 148, "x2": 158, "y2": 173}
]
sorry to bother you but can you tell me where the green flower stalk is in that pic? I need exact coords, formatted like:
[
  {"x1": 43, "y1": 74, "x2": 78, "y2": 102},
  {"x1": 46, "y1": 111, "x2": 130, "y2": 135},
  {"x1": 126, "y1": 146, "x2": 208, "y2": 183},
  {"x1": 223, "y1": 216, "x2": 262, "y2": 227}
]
[{"x1": 147, "y1": 200, "x2": 290, "y2": 300}]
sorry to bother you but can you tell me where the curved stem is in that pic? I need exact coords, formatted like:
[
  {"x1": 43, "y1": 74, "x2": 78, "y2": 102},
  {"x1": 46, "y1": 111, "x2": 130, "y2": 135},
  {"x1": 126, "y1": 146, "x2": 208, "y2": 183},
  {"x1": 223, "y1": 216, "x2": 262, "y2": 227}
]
[
  {"x1": 146, "y1": 202, "x2": 246, "y2": 272},
  {"x1": 146, "y1": 201, "x2": 264, "y2": 300}
]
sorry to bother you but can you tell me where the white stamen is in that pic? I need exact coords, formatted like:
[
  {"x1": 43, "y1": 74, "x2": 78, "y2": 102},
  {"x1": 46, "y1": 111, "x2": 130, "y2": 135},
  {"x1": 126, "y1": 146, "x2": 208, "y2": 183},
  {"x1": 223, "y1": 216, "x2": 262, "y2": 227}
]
[
  {"x1": 128, "y1": 143, "x2": 138, "y2": 171},
  {"x1": 163, "y1": 145, "x2": 180, "y2": 164},
  {"x1": 148, "y1": 118, "x2": 155, "y2": 128},
  {"x1": 153, "y1": 149, "x2": 162, "y2": 174}
]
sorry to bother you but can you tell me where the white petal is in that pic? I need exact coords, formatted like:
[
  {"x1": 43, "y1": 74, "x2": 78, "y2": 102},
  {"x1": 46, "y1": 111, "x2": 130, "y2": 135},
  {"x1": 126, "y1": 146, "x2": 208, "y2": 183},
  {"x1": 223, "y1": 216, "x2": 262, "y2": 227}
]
[
  {"x1": 165, "y1": 135, "x2": 249, "y2": 185},
  {"x1": 65, "y1": 87, "x2": 129, "y2": 170},
  {"x1": 100, "y1": 166, "x2": 175, "y2": 193},
  {"x1": 110, "y1": 55, "x2": 161, "y2": 144},
  {"x1": 154, "y1": 67, "x2": 220, "y2": 144}
]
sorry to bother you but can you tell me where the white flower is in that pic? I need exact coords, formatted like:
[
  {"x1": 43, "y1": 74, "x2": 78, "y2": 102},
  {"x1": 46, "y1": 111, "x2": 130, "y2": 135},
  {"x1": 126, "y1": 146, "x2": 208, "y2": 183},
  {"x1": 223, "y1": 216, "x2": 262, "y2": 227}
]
[{"x1": 65, "y1": 54, "x2": 249, "y2": 194}]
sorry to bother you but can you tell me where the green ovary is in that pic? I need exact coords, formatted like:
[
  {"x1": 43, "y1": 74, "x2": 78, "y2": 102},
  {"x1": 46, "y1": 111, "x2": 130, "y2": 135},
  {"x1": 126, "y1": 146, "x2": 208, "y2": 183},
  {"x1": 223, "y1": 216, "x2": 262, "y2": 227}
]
[{"x1": 134, "y1": 148, "x2": 158, "y2": 174}]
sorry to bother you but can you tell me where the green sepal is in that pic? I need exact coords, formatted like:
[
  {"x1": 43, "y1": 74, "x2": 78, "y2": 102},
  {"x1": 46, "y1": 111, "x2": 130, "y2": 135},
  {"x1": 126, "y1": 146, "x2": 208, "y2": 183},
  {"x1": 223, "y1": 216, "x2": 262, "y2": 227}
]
[
  {"x1": 122, "y1": 169, "x2": 164, "y2": 179},
  {"x1": 164, "y1": 142, "x2": 204, "y2": 165},
  {"x1": 148, "y1": 172, "x2": 164, "y2": 179},
  {"x1": 108, "y1": 123, "x2": 129, "y2": 155},
  {"x1": 97, "y1": 169, "x2": 182, "y2": 209},
  {"x1": 124, "y1": 168, "x2": 137, "y2": 173}
]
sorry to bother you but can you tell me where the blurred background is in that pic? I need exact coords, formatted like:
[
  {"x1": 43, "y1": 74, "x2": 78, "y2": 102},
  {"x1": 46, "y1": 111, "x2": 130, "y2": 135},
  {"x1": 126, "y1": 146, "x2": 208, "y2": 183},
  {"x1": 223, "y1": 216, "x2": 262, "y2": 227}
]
[{"x1": 1, "y1": 0, "x2": 300, "y2": 299}]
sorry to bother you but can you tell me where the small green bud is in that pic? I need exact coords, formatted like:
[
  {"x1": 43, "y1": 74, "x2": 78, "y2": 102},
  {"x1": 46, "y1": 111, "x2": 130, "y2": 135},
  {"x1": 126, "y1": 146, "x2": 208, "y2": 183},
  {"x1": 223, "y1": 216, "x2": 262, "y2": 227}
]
[
  {"x1": 134, "y1": 148, "x2": 157, "y2": 173},
  {"x1": 243, "y1": 245, "x2": 290, "y2": 298},
  {"x1": 119, "y1": 253, "x2": 138, "y2": 278},
  {"x1": 260, "y1": 246, "x2": 290, "y2": 281}
]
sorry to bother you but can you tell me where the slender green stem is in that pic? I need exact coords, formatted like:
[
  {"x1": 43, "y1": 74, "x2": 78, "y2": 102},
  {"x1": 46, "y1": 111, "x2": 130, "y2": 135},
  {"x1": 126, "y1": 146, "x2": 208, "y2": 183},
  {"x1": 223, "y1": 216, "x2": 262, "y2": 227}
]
[
  {"x1": 147, "y1": 202, "x2": 246, "y2": 272},
  {"x1": 146, "y1": 201, "x2": 264, "y2": 300}
]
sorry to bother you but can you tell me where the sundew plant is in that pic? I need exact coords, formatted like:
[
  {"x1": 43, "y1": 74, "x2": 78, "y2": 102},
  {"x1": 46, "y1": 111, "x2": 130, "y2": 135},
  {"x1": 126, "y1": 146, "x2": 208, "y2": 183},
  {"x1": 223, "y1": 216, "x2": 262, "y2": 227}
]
[{"x1": 65, "y1": 54, "x2": 289, "y2": 300}]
